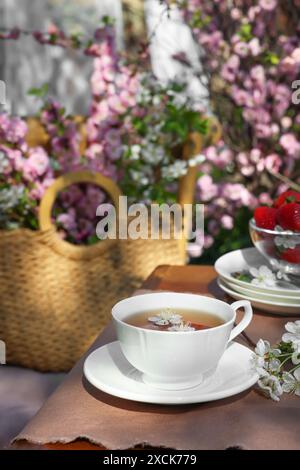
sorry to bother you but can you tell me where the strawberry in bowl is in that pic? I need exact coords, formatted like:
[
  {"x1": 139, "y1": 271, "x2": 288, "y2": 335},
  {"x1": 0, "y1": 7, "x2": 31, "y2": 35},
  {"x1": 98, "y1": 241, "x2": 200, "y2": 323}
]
[{"x1": 249, "y1": 190, "x2": 300, "y2": 275}]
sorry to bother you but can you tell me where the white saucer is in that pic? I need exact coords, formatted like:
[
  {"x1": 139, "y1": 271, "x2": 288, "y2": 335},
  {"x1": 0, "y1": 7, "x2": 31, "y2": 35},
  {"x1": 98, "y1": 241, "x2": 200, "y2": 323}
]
[
  {"x1": 215, "y1": 247, "x2": 300, "y2": 296},
  {"x1": 218, "y1": 278, "x2": 300, "y2": 315},
  {"x1": 83, "y1": 341, "x2": 258, "y2": 405},
  {"x1": 222, "y1": 277, "x2": 300, "y2": 303}
]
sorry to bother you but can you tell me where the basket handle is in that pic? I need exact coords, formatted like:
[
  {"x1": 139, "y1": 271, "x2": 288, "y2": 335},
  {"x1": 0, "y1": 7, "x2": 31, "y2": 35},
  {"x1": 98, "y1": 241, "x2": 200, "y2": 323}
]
[{"x1": 39, "y1": 170, "x2": 123, "y2": 231}]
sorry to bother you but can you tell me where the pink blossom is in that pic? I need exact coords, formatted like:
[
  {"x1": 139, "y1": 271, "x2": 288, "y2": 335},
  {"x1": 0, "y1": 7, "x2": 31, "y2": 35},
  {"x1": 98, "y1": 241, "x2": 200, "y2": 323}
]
[
  {"x1": 221, "y1": 64, "x2": 236, "y2": 83},
  {"x1": 232, "y1": 87, "x2": 253, "y2": 107},
  {"x1": 249, "y1": 149, "x2": 262, "y2": 163},
  {"x1": 107, "y1": 95, "x2": 127, "y2": 114},
  {"x1": 222, "y1": 183, "x2": 257, "y2": 208},
  {"x1": 258, "y1": 192, "x2": 273, "y2": 205},
  {"x1": 259, "y1": 0, "x2": 277, "y2": 11},
  {"x1": 120, "y1": 90, "x2": 136, "y2": 108},
  {"x1": 220, "y1": 214, "x2": 234, "y2": 230},
  {"x1": 248, "y1": 38, "x2": 261, "y2": 56},
  {"x1": 0, "y1": 114, "x2": 28, "y2": 143},
  {"x1": 280, "y1": 57, "x2": 298, "y2": 75},
  {"x1": 292, "y1": 48, "x2": 300, "y2": 62},
  {"x1": 280, "y1": 134, "x2": 300, "y2": 157},
  {"x1": 187, "y1": 242, "x2": 203, "y2": 258},
  {"x1": 199, "y1": 31, "x2": 223, "y2": 53},
  {"x1": 237, "y1": 152, "x2": 255, "y2": 177},
  {"x1": 85, "y1": 143, "x2": 104, "y2": 160},
  {"x1": 197, "y1": 175, "x2": 218, "y2": 201},
  {"x1": 231, "y1": 8, "x2": 241, "y2": 20},
  {"x1": 255, "y1": 124, "x2": 272, "y2": 139},
  {"x1": 204, "y1": 235, "x2": 214, "y2": 249},
  {"x1": 233, "y1": 42, "x2": 249, "y2": 58},
  {"x1": 57, "y1": 209, "x2": 77, "y2": 231},
  {"x1": 281, "y1": 116, "x2": 292, "y2": 129},
  {"x1": 248, "y1": 6, "x2": 261, "y2": 21},
  {"x1": 250, "y1": 65, "x2": 265, "y2": 88},
  {"x1": 24, "y1": 147, "x2": 50, "y2": 179},
  {"x1": 264, "y1": 153, "x2": 282, "y2": 173}
]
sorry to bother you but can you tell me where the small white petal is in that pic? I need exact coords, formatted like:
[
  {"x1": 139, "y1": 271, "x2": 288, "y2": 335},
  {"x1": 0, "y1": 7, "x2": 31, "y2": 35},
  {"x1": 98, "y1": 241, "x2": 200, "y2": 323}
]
[
  {"x1": 259, "y1": 266, "x2": 273, "y2": 277},
  {"x1": 148, "y1": 316, "x2": 160, "y2": 323},
  {"x1": 292, "y1": 352, "x2": 300, "y2": 365},
  {"x1": 249, "y1": 267, "x2": 259, "y2": 277},
  {"x1": 293, "y1": 368, "x2": 300, "y2": 381},
  {"x1": 155, "y1": 319, "x2": 169, "y2": 326}
]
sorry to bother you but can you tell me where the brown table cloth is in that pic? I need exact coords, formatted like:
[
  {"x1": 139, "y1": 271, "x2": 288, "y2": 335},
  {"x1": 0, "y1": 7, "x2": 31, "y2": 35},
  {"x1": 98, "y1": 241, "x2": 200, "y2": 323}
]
[{"x1": 13, "y1": 266, "x2": 300, "y2": 450}]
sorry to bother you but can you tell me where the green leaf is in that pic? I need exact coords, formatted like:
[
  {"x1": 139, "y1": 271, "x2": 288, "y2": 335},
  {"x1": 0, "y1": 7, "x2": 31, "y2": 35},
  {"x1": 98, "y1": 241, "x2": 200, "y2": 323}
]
[
  {"x1": 238, "y1": 23, "x2": 252, "y2": 41},
  {"x1": 27, "y1": 83, "x2": 49, "y2": 98},
  {"x1": 264, "y1": 52, "x2": 280, "y2": 65}
]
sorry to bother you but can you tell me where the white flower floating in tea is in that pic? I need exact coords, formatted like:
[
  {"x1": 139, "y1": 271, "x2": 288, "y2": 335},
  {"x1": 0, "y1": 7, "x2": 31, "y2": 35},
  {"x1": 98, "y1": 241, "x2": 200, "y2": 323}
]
[
  {"x1": 147, "y1": 309, "x2": 195, "y2": 331},
  {"x1": 168, "y1": 322, "x2": 195, "y2": 332}
]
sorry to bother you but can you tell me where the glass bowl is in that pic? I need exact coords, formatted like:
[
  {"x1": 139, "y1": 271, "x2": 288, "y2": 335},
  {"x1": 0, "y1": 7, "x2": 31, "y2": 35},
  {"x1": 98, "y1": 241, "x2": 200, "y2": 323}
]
[{"x1": 249, "y1": 218, "x2": 300, "y2": 275}]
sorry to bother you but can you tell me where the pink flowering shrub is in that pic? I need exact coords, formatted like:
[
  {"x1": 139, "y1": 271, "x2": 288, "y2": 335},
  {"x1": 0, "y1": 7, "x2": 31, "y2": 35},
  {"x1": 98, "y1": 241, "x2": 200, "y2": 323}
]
[
  {"x1": 0, "y1": 113, "x2": 54, "y2": 229},
  {"x1": 179, "y1": 0, "x2": 300, "y2": 260},
  {"x1": 0, "y1": 20, "x2": 207, "y2": 244}
]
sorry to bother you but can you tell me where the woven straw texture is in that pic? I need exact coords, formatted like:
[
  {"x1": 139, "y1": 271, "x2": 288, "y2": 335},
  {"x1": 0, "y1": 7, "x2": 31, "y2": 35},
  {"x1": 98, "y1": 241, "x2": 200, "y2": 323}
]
[{"x1": 0, "y1": 227, "x2": 184, "y2": 371}]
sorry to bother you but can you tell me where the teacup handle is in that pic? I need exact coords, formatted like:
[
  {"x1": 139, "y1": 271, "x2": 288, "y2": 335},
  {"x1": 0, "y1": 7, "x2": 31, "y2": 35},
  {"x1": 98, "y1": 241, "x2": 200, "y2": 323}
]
[{"x1": 229, "y1": 300, "x2": 253, "y2": 342}]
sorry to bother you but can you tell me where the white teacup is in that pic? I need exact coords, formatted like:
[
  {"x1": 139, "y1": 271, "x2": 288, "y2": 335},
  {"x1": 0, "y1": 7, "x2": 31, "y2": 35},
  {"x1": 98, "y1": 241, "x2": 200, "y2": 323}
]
[{"x1": 112, "y1": 292, "x2": 253, "y2": 390}]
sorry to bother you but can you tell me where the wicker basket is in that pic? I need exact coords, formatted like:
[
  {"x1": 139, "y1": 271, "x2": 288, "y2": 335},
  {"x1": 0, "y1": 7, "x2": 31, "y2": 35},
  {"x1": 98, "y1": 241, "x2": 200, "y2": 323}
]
[
  {"x1": 0, "y1": 170, "x2": 187, "y2": 371},
  {"x1": 0, "y1": 121, "x2": 221, "y2": 371}
]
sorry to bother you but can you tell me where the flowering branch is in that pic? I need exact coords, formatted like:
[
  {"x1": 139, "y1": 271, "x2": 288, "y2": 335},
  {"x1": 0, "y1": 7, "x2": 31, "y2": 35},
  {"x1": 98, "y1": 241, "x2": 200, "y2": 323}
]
[
  {"x1": 252, "y1": 321, "x2": 300, "y2": 401},
  {"x1": 267, "y1": 169, "x2": 300, "y2": 192},
  {"x1": 0, "y1": 19, "x2": 115, "y2": 57}
]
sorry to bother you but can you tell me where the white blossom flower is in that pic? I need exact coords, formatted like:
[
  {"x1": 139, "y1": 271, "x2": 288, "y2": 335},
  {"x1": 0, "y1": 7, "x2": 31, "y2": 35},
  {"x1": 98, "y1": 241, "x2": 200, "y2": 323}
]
[
  {"x1": 168, "y1": 322, "x2": 195, "y2": 332},
  {"x1": 152, "y1": 95, "x2": 161, "y2": 106},
  {"x1": 131, "y1": 144, "x2": 141, "y2": 155},
  {"x1": 258, "y1": 374, "x2": 283, "y2": 401},
  {"x1": 0, "y1": 185, "x2": 25, "y2": 211},
  {"x1": 148, "y1": 309, "x2": 183, "y2": 327},
  {"x1": 282, "y1": 321, "x2": 300, "y2": 346},
  {"x1": 251, "y1": 353, "x2": 267, "y2": 377},
  {"x1": 0, "y1": 151, "x2": 10, "y2": 173},
  {"x1": 282, "y1": 369, "x2": 300, "y2": 396},
  {"x1": 168, "y1": 315, "x2": 183, "y2": 325},
  {"x1": 252, "y1": 339, "x2": 281, "y2": 377},
  {"x1": 148, "y1": 316, "x2": 161, "y2": 323},
  {"x1": 249, "y1": 265, "x2": 277, "y2": 287},
  {"x1": 161, "y1": 160, "x2": 188, "y2": 179},
  {"x1": 188, "y1": 154, "x2": 206, "y2": 167},
  {"x1": 269, "y1": 358, "x2": 281, "y2": 372},
  {"x1": 154, "y1": 319, "x2": 170, "y2": 326},
  {"x1": 255, "y1": 339, "x2": 271, "y2": 356},
  {"x1": 292, "y1": 351, "x2": 300, "y2": 365},
  {"x1": 142, "y1": 144, "x2": 165, "y2": 165}
]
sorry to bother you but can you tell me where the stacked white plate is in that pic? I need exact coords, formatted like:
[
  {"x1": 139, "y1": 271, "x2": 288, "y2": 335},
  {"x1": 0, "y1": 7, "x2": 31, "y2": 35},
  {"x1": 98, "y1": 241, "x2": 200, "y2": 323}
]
[{"x1": 215, "y1": 247, "x2": 300, "y2": 315}]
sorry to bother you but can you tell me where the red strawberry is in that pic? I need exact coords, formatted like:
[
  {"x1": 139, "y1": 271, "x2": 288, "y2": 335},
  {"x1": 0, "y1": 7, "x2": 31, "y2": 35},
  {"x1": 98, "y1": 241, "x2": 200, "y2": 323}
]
[
  {"x1": 276, "y1": 203, "x2": 300, "y2": 232},
  {"x1": 254, "y1": 206, "x2": 277, "y2": 230},
  {"x1": 281, "y1": 246, "x2": 300, "y2": 264},
  {"x1": 274, "y1": 190, "x2": 300, "y2": 208}
]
